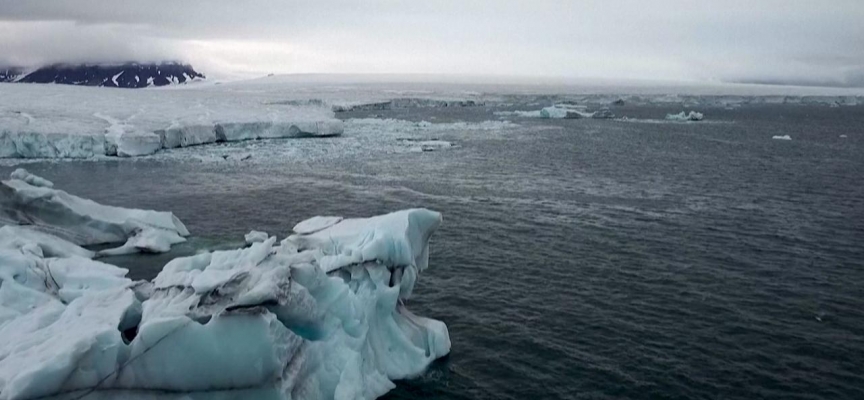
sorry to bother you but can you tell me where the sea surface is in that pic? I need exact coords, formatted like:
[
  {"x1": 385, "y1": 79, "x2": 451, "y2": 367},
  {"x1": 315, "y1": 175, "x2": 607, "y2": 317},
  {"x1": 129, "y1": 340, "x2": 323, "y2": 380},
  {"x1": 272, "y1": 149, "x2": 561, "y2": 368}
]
[{"x1": 4, "y1": 97, "x2": 863, "y2": 400}]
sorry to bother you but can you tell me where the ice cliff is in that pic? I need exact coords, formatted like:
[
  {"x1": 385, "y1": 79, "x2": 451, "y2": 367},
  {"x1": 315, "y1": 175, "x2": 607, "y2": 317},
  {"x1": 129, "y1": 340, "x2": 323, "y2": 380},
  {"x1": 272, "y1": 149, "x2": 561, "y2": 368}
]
[
  {"x1": 0, "y1": 171, "x2": 449, "y2": 400},
  {"x1": 0, "y1": 83, "x2": 343, "y2": 159}
]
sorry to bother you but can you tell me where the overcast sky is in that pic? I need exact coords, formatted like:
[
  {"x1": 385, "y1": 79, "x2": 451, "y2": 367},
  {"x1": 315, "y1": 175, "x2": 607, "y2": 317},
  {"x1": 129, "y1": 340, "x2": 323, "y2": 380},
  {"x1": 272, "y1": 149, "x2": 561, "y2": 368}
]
[{"x1": 1, "y1": 0, "x2": 863, "y2": 86}]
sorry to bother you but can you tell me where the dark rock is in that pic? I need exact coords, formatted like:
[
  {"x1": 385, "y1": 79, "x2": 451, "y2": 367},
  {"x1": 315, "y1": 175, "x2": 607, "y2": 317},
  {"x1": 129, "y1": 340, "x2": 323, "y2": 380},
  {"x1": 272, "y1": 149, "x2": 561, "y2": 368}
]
[{"x1": 14, "y1": 62, "x2": 204, "y2": 88}]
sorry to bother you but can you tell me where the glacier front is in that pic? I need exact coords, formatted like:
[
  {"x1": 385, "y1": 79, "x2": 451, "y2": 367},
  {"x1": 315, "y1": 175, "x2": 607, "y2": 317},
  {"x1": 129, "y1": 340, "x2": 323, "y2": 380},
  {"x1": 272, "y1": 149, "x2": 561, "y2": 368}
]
[
  {"x1": 0, "y1": 83, "x2": 343, "y2": 159},
  {"x1": 0, "y1": 180, "x2": 449, "y2": 400}
]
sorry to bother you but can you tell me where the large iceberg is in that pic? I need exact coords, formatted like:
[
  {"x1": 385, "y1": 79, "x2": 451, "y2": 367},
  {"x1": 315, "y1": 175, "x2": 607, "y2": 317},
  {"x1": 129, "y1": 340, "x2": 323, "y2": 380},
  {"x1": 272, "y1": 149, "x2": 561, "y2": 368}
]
[
  {"x1": 0, "y1": 169, "x2": 189, "y2": 254},
  {"x1": 0, "y1": 192, "x2": 449, "y2": 399}
]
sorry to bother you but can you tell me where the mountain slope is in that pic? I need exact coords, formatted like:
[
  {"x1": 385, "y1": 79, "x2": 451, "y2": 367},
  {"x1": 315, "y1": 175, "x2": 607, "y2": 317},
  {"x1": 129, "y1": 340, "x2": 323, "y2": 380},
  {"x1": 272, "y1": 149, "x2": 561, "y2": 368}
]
[{"x1": 6, "y1": 63, "x2": 204, "y2": 88}]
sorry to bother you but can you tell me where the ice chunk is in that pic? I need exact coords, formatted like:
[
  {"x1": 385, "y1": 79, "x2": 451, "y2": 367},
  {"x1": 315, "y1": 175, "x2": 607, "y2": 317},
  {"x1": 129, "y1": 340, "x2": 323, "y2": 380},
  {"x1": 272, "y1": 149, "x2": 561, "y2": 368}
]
[
  {"x1": 245, "y1": 230, "x2": 269, "y2": 244},
  {"x1": 1, "y1": 169, "x2": 189, "y2": 251},
  {"x1": 104, "y1": 131, "x2": 162, "y2": 157},
  {"x1": 665, "y1": 111, "x2": 704, "y2": 121},
  {"x1": 540, "y1": 106, "x2": 569, "y2": 119},
  {"x1": 772, "y1": 135, "x2": 792, "y2": 140},
  {"x1": 98, "y1": 227, "x2": 187, "y2": 256},
  {"x1": 9, "y1": 168, "x2": 52, "y2": 187},
  {"x1": 0, "y1": 208, "x2": 449, "y2": 399},
  {"x1": 293, "y1": 215, "x2": 343, "y2": 234},
  {"x1": 591, "y1": 109, "x2": 616, "y2": 119},
  {"x1": 287, "y1": 209, "x2": 441, "y2": 273},
  {"x1": 0, "y1": 225, "x2": 95, "y2": 258}
]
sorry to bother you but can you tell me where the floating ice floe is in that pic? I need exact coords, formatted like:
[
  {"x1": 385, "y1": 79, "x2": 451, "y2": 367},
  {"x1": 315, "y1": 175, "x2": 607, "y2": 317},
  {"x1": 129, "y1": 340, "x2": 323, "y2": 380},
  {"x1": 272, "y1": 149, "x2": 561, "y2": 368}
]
[
  {"x1": 772, "y1": 135, "x2": 792, "y2": 140},
  {"x1": 665, "y1": 111, "x2": 704, "y2": 121},
  {"x1": 495, "y1": 105, "x2": 613, "y2": 120},
  {"x1": 0, "y1": 169, "x2": 188, "y2": 254},
  {"x1": 0, "y1": 207, "x2": 449, "y2": 400}
]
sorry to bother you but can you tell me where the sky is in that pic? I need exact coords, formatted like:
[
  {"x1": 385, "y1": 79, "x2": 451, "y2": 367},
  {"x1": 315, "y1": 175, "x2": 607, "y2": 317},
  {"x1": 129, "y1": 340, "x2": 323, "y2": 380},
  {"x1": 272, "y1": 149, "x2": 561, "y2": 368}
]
[{"x1": 1, "y1": 0, "x2": 863, "y2": 86}]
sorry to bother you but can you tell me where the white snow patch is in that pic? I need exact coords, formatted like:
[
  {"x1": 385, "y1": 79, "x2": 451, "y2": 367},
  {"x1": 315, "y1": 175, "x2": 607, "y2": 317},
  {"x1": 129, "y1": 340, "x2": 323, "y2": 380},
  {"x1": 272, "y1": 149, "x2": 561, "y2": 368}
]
[{"x1": 111, "y1": 71, "x2": 124, "y2": 86}]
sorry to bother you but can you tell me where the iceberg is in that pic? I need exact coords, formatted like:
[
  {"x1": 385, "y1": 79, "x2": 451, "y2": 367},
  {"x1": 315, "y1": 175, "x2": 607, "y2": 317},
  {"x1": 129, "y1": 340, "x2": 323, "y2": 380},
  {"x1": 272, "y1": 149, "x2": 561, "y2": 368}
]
[
  {"x1": 772, "y1": 135, "x2": 792, "y2": 140},
  {"x1": 0, "y1": 169, "x2": 188, "y2": 254},
  {"x1": 665, "y1": 111, "x2": 704, "y2": 121},
  {"x1": 0, "y1": 208, "x2": 449, "y2": 400}
]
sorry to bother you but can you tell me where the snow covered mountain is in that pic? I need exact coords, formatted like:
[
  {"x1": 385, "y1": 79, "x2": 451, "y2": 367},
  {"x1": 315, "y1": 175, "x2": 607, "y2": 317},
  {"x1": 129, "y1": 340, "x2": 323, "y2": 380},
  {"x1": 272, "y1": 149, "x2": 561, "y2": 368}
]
[
  {"x1": 1, "y1": 62, "x2": 204, "y2": 88},
  {"x1": 0, "y1": 67, "x2": 24, "y2": 82}
]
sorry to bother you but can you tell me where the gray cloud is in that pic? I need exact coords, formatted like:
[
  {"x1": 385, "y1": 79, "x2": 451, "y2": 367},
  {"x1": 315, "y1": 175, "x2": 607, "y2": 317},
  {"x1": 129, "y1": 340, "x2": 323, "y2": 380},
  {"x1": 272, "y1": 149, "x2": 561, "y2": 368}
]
[{"x1": 1, "y1": 0, "x2": 863, "y2": 86}]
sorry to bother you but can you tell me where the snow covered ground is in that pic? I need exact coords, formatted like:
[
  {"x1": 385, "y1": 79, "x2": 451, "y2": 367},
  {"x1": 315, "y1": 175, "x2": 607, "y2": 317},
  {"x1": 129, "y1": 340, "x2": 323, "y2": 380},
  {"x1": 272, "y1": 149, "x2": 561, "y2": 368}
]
[{"x1": 0, "y1": 170, "x2": 450, "y2": 400}]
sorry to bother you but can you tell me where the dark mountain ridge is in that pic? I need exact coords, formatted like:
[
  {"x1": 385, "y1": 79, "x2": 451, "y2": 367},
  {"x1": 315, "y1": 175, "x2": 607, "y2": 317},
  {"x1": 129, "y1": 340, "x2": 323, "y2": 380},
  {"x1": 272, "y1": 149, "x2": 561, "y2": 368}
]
[{"x1": 0, "y1": 62, "x2": 204, "y2": 88}]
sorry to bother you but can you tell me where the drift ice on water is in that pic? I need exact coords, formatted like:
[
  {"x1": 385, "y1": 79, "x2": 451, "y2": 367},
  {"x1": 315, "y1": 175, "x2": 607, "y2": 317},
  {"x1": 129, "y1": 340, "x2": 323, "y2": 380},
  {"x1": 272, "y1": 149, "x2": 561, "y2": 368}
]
[
  {"x1": 0, "y1": 171, "x2": 450, "y2": 400},
  {"x1": 665, "y1": 111, "x2": 704, "y2": 121}
]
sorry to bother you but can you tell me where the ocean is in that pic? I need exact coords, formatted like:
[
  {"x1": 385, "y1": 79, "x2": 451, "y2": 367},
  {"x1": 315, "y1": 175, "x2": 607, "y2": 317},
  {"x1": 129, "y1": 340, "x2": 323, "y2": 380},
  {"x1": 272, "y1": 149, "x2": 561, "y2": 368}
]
[{"x1": 4, "y1": 97, "x2": 863, "y2": 399}]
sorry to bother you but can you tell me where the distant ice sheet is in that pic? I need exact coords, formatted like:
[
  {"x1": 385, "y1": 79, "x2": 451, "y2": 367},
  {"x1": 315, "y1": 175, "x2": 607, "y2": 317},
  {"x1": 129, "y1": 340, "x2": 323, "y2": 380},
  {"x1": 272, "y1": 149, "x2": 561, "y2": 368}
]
[{"x1": 0, "y1": 83, "x2": 343, "y2": 159}]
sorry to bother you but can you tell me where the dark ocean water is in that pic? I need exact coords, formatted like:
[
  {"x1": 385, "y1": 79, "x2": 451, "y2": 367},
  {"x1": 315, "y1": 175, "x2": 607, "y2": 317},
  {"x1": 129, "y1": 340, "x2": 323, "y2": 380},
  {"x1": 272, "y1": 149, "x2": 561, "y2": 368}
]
[{"x1": 5, "y1": 102, "x2": 863, "y2": 400}]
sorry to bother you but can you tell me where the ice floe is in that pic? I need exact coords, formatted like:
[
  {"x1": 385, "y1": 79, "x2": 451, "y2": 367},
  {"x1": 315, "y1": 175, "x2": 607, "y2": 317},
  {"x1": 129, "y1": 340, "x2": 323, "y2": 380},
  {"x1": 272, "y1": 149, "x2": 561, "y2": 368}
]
[
  {"x1": 495, "y1": 104, "x2": 613, "y2": 120},
  {"x1": 665, "y1": 111, "x2": 704, "y2": 121}
]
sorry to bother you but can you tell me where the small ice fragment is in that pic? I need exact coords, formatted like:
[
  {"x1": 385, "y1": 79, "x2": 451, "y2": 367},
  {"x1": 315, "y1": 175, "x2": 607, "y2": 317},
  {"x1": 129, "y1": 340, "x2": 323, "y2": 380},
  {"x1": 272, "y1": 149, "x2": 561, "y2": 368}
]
[
  {"x1": 666, "y1": 111, "x2": 704, "y2": 121},
  {"x1": 10, "y1": 168, "x2": 53, "y2": 188},
  {"x1": 245, "y1": 230, "x2": 269, "y2": 244}
]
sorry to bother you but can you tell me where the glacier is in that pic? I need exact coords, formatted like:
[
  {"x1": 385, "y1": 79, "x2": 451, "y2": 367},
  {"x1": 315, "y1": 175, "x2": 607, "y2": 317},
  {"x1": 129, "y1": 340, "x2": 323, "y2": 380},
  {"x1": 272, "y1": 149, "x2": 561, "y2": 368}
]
[
  {"x1": 0, "y1": 171, "x2": 450, "y2": 400},
  {"x1": 0, "y1": 169, "x2": 189, "y2": 255},
  {"x1": 0, "y1": 83, "x2": 343, "y2": 159}
]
